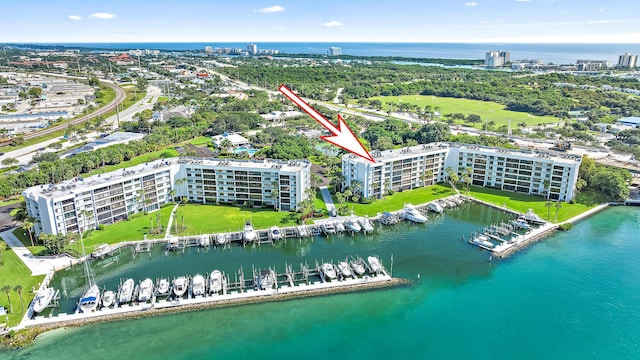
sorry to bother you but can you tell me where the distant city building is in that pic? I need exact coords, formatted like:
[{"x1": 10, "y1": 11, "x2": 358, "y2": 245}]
[
  {"x1": 576, "y1": 60, "x2": 609, "y2": 71},
  {"x1": 128, "y1": 49, "x2": 160, "y2": 57},
  {"x1": 342, "y1": 143, "x2": 582, "y2": 203},
  {"x1": 328, "y1": 47, "x2": 342, "y2": 56},
  {"x1": 485, "y1": 50, "x2": 510, "y2": 67},
  {"x1": 247, "y1": 43, "x2": 258, "y2": 55},
  {"x1": 204, "y1": 46, "x2": 213, "y2": 54},
  {"x1": 23, "y1": 158, "x2": 312, "y2": 235},
  {"x1": 618, "y1": 52, "x2": 638, "y2": 68}
]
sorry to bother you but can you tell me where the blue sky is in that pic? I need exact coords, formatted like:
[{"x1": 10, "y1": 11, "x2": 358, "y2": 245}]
[{"x1": 1, "y1": 0, "x2": 638, "y2": 43}]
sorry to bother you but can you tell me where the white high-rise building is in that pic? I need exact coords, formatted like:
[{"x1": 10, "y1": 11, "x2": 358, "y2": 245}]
[
  {"x1": 342, "y1": 143, "x2": 581, "y2": 202},
  {"x1": 618, "y1": 52, "x2": 638, "y2": 68},
  {"x1": 204, "y1": 46, "x2": 213, "y2": 54},
  {"x1": 328, "y1": 47, "x2": 342, "y2": 56},
  {"x1": 23, "y1": 158, "x2": 311, "y2": 236},
  {"x1": 247, "y1": 43, "x2": 258, "y2": 55},
  {"x1": 485, "y1": 50, "x2": 510, "y2": 67}
]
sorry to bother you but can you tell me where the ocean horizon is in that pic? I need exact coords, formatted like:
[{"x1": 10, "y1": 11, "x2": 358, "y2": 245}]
[{"x1": 6, "y1": 42, "x2": 639, "y2": 64}]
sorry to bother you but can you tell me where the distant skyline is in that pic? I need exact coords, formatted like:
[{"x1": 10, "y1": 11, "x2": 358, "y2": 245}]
[{"x1": 1, "y1": 0, "x2": 639, "y2": 43}]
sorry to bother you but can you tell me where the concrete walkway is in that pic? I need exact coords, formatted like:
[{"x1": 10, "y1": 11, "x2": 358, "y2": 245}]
[
  {"x1": 0, "y1": 228, "x2": 77, "y2": 276},
  {"x1": 319, "y1": 187, "x2": 337, "y2": 216},
  {"x1": 165, "y1": 203, "x2": 180, "y2": 238}
]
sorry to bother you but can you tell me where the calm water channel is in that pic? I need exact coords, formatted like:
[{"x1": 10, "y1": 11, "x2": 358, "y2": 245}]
[{"x1": 2, "y1": 203, "x2": 639, "y2": 360}]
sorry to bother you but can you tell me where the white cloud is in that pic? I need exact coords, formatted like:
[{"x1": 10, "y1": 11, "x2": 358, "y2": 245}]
[
  {"x1": 516, "y1": 0, "x2": 530, "y2": 2},
  {"x1": 274, "y1": 25, "x2": 284, "y2": 29},
  {"x1": 89, "y1": 12, "x2": 117, "y2": 20},
  {"x1": 257, "y1": 5, "x2": 285, "y2": 13},
  {"x1": 465, "y1": 2, "x2": 478, "y2": 6},
  {"x1": 598, "y1": 8, "x2": 605, "y2": 12},
  {"x1": 67, "y1": 15, "x2": 82, "y2": 21},
  {"x1": 323, "y1": 20, "x2": 343, "y2": 27}
]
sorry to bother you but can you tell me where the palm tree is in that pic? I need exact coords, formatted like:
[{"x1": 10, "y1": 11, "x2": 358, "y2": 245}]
[
  {"x1": 269, "y1": 181, "x2": 280, "y2": 211},
  {"x1": 543, "y1": 180, "x2": 551, "y2": 200},
  {"x1": 1, "y1": 285, "x2": 12, "y2": 313},
  {"x1": 545, "y1": 201, "x2": 553, "y2": 220},
  {"x1": 168, "y1": 189, "x2": 177, "y2": 203},
  {"x1": 13, "y1": 285, "x2": 23, "y2": 313},
  {"x1": 554, "y1": 201, "x2": 563, "y2": 223},
  {"x1": 22, "y1": 218, "x2": 35, "y2": 247},
  {"x1": 219, "y1": 138, "x2": 233, "y2": 154}
]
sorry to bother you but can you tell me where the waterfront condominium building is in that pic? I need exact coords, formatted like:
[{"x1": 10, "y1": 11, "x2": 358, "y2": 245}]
[
  {"x1": 342, "y1": 143, "x2": 582, "y2": 203},
  {"x1": 23, "y1": 158, "x2": 311, "y2": 236}
]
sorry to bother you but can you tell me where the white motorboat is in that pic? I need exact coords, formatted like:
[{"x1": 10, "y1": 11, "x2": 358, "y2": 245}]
[
  {"x1": 32, "y1": 287, "x2": 55, "y2": 314},
  {"x1": 166, "y1": 236, "x2": 180, "y2": 251},
  {"x1": 191, "y1": 274, "x2": 206, "y2": 297},
  {"x1": 270, "y1": 226, "x2": 282, "y2": 241},
  {"x1": 523, "y1": 208, "x2": 546, "y2": 225},
  {"x1": 345, "y1": 218, "x2": 361, "y2": 232},
  {"x1": 335, "y1": 222, "x2": 345, "y2": 233},
  {"x1": 117, "y1": 278, "x2": 135, "y2": 304},
  {"x1": 367, "y1": 256, "x2": 382, "y2": 274},
  {"x1": 197, "y1": 234, "x2": 210, "y2": 247},
  {"x1": 258, "y1": 269, "x2": 276, "y2": 290},
  {"x1": 321, "y1": 263, "x2": 337, "y2": 280},
  {"x1": 172, "y1": 276, "x2": 188, "y2": 297},
  {"x1": 297, "y1": 226, "x2": 308, "y2": 237},
  {"x1": 337, "y1": 261, "x2": 352, "y2": 278},
  {"x1": 511, "y1": 217, "x2": 531, "y2": 229},
  {"x1": 137, "y1": 278, "x2": 154, "y2": 302},
  {"x1": 321, "y1": 222, "x2": 336, "y2": 234},
  {"x1": 350, "y1": 258, "x2": 366, "y2": 276},
  {"x1": 428, "y1": 202, "x2": 444, "y2": 213},
  {"x1": 243, "y1": 221, "x2": 257, "y2": 242},
  {"x1": 78, "y1": 284, "x2": 101, "y2": 313},
  {"x1": 358, "y1": 217, "x2": 374, "y2": 233},
  {"x1": 101, "y1": 290, "x2": 115, "y2": 308},
  {"x1": 156, "y1": 278, "x2": 170, "y2": 296},
  {"x1": 216, "y1": 233, "x2": 228, "y2": 245},
  {"x1": 209, "y1": 270, "x2": 224, "y2": 294},
  {"x1": 403, "y1": 204, "x2": 428, "y2": 223}
]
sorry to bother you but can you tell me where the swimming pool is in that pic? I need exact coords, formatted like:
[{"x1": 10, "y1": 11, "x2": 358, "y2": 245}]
[{"x1": 234, "y1": 147, "x2": 258, "y2": 155}]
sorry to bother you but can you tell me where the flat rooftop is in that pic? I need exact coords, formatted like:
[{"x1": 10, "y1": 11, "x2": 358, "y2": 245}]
[
  {"x1": 344, "y1": 142, "x2": 582, "y2": 165},
  {"x1": 25, "y1": 157, "x2": 310, "y2": 199}
]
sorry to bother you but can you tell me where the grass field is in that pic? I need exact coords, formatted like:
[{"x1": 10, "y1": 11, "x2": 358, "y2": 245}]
[
  {"x1": 12, "y1": 228, "x2": 48, "y2": 256},
  {"x1": 466, "y1": 185, "x2": 608, "y2": 223},
  {"x1": 338, "y1": 184, "x2": 453, "y2": 216},
  {"x1": 0, "y1": 241, "x2": 45, "y2": 327},
  {"x1": 171, "y1": 204, "x2": 299, "y2": 235},
  {"x1": 369, "y1": 95, "x2": 559, "y2": 129},
  {"x1": 82, "y1": 205, "x2": 175, "y2": 252}
]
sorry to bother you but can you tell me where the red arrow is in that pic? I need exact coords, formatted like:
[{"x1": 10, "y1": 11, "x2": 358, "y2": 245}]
[{"x1": 278, "y1": 85, "x2": 374, "y2": 163}]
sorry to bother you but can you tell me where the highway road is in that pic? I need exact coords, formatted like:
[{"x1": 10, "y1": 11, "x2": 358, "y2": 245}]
[{"x1": 20, "y1": 80, "x2": 126, "y2": 140}]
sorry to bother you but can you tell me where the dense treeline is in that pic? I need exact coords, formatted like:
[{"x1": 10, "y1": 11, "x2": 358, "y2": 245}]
[
  {"x1": 273, "y1": 53, "x2": 484, "y2": 66},
  {"x1": 221, "y1": 61, "x2": 640, "y2": 119},
  {"x1": 578, "y1": 156, "x2": 631, "y2": 202}
]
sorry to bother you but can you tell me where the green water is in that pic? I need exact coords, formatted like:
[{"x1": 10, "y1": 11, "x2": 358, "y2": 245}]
[{"x1": 3, "y1": 204, "x2": 640, "y2": 359}]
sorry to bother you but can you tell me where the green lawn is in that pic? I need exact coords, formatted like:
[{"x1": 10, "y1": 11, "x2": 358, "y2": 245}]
[
  {"x1": 83, "y1": 148, "x2": 179, "y2": 177},
  {"x1": 12, "y1": 228, "x2": 48, "y2": 256},
  {"x1": 466, "y1": 185, "x2": 608, "y2": 223},
  {"x1": 172, "y1": 204, "x2": 300, "y2": 235},
  {"x1": 82, "y1": 205, "x2": 176, "y2": 251},
  {"x1": 0, "y1": 241, "x2": 45, "y2": 327},
  {"x1": 369, "y1": 95, "x2": 559, "y2": 129},
  {"x1": 340, "y1": 184, "x2": 453, "y2": 217},
  {"x1": 188, "y1": 136, "x2": 212, "y2": 146},
  {"x1": 0, "y1": 197, "x2": 21, "y2": 207}
]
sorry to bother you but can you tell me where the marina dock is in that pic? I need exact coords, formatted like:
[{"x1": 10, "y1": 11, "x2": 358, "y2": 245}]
[{"x1": 19, "y1": 256, "x2": 400, "y2": 330}]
